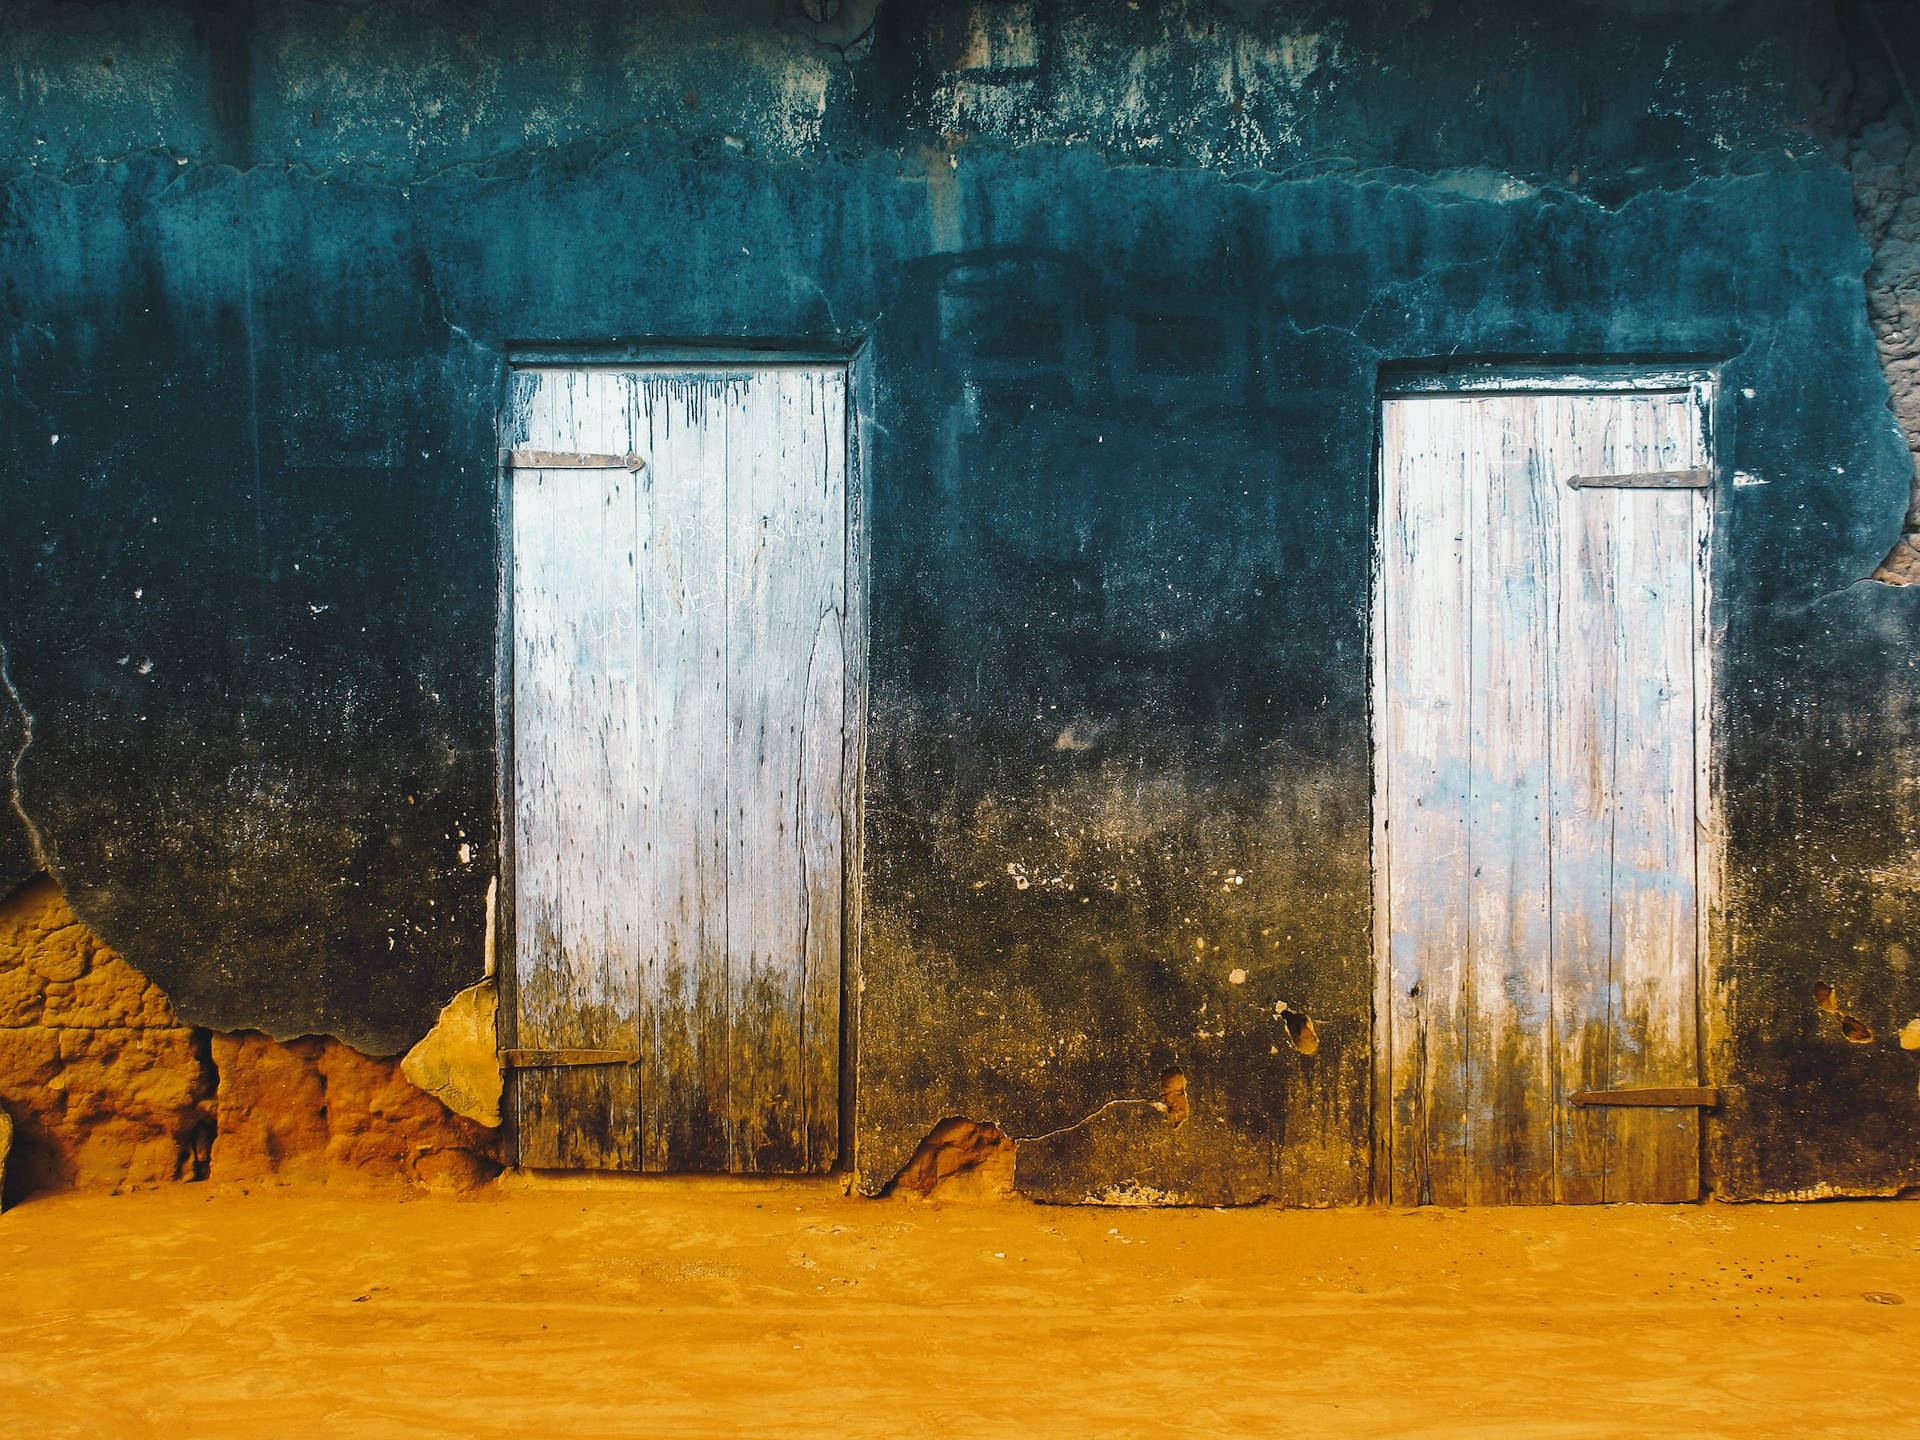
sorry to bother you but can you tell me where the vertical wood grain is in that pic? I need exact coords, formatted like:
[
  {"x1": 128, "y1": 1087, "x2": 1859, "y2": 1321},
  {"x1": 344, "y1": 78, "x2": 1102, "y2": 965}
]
[
  {"x1": 1380, "y1": 396, "x2": 1473, "y2": 1206},
  {"x1": 725, "y1": 370, "x2": 846, "y2": 1174},
  {"x1": 803, "y1": 376, "x2": 849, "y2": 1174},
  {"x1": 1602, "y1": 393, "x2": 1702, "y2": 1203},
  {"x1": 1463, "y1": 397, "x2": 1555, "y2": 1205},
  {"x1": 1549, "y1": 392, "x2": 1624, "y2": 1204},
  {"x1": 637, "y1": 377, "x2": 733, "y2": 1172},
  {"x1": 510, "y1": 370, "x2": 643, "y2": 1170}
]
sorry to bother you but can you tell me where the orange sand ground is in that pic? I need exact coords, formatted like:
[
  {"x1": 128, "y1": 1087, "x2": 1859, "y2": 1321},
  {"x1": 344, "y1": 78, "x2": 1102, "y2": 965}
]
[{"x1": 1, "y1": 1182, "x2": 1915, "y2": 1439}]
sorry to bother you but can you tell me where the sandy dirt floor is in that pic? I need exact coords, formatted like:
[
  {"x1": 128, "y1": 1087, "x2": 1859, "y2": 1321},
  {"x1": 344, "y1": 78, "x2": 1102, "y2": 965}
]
[{"x1": 0, "y1": 1180, "x2": 1916, "y2": 1440}]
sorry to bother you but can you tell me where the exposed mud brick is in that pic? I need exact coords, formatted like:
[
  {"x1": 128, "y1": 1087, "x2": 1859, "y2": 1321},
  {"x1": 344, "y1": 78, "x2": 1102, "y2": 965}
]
[
  {"x1": 209, "y1": 1030, "x2": 501, "y2": 1193},
  {"x1": 0, "y1": 878, "x2": 213, "y2": 1202},
  {"x1": 45, "y1": 952, "x2": 180, "y2": 1032},
  {"x1": 888, "y1": 1118, "x2": 1018, "y2": 1202},
  {"x1": 206, "y1": 1032, "x2": 331, "y2": 1185},
  {"x1": 1, "y1": 876, "x2": 501, "y2": 1203},
  {"x1": 400, "y1": 981, "x2": 502, "y2": 1128}
]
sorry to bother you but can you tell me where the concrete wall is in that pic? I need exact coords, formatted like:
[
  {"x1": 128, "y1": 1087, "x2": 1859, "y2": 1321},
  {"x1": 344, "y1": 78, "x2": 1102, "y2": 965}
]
[{"x1": 1, "y1": 0, "x2": 1916, "y2": 1201}]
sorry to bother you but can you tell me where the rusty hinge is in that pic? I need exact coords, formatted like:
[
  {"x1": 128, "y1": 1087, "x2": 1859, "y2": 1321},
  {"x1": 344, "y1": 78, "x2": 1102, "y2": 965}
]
[
  {"x1": 1569, "y1": 1086, "x2": 1720, "y2": 1108},
  {"x1": 503, "y1": 449, "x2": 647, "y2": 472},
  {"x1": 1567, "y1": 468, "x2": 1711, "y2": 490},
  {"x1": 500, "y1": 1048, "x2": 639, "y2": 1068}
]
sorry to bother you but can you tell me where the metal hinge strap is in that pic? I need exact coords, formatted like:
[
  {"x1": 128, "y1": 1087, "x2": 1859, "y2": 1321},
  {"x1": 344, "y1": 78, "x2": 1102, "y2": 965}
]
[
  {"x1": 1569, "y1": 1086, "x2": 1720, "y2": 1108},
  {"x1": 503, "y1": 449, "x2": 647, "y2": 472},
  {"x1": 500, "y1": 1048, "x2": 640, "y2": 1068},
  {"x1": 1567, "y1": 468, "x2": 1711, "y2": 490}
]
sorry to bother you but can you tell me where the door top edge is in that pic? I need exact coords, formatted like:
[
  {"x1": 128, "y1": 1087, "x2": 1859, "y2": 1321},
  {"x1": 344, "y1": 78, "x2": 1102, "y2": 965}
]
[
  {"x1": 1379, "y1": 365, "x2": 1717, "y2": 397},
  {"x1": 511, "y1": 359, "x2": 851, "y2": 373}
]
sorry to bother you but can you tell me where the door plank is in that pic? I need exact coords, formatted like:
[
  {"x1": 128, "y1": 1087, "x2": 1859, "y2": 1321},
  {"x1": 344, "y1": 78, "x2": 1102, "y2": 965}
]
[
  {"x1": 511, "y1": 370, "x2": 643, "y2": 1170},
  {"x1": 1463, "y1": 397, "x2": 1556, "y2": 1205},
  {"x1": 1549, "y1": 392, "x2": 1626, "y2": 1204},
  {"x1": 1603, "y1": 394, "x2": 1702, "y2": 1203},
  {"x1": 800, "y1": 377, "x2": 848, "y2": 1174},
  {"x1": 1380, "y1": 396, "x2": 1474, "y2": 1206},
  {"x1": 637, "y1": 376, "x2": 733, "y2": 1172},
  {"x1": 725, "y1": 370, "x2": 846, "y2": 1174}
]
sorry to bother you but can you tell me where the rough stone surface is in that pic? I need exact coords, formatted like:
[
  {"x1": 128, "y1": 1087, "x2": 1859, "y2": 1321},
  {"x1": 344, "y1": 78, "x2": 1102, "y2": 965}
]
[
  {"x1": 400, "y1": 980, "x2": 503, "y2": 1128},
  {"x1": 0, "y1": 876, "x2": 500, "y2": 1203}
]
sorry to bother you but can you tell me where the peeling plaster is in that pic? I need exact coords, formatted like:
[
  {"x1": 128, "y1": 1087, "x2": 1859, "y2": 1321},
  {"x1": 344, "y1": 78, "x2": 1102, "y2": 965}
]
[{"x1": 399, "y1": 980, "x2": 502, "y2": 1129}]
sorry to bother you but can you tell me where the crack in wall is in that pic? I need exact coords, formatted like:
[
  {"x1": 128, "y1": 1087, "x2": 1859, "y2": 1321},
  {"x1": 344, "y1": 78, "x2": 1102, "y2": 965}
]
[
  {"x1": 889, "y1": 1068, "x2": 1191, "y2": 1201},
  {"x1": 0, "y1": 634, "x2": 50, "y2": 875},
  {"x1": 1014, "y1": 1096, "x2": 1168, "y2": 1146}
]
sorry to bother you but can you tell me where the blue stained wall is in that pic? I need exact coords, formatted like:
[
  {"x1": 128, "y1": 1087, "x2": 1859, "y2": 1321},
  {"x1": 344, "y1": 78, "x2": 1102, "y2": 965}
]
[{"x1": 1, "y1": 0, "x2": 1916, "y2": 1201}]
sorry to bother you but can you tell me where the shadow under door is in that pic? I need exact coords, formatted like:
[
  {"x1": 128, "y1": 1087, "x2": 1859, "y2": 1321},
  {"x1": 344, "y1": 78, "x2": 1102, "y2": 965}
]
[
  {"x1": 504, "y1": 363, "x2": 852, "y2": 1173},
  {"x1": 1375, "y1": 375, "x2": 1712, "y2": 1205}
]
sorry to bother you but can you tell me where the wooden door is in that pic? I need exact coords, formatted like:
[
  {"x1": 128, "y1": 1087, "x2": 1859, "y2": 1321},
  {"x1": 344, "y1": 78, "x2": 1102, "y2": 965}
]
[
  {"x1": 1376, "y1": 382, "x2": 1710, "y2": 1205},
  {"x1": 505, "y1": 365, "x2": 850, "y2": 1173}
]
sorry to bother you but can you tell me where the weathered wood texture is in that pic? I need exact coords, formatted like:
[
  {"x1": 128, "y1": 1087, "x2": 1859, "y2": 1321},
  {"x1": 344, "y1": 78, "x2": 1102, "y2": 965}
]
[
  {"x1": 507, "y1": 367, "x2": 848, "y2": 1173},
  {"x1": 1378, "y1": 388, "x2": 1706, "y2": 1205}
]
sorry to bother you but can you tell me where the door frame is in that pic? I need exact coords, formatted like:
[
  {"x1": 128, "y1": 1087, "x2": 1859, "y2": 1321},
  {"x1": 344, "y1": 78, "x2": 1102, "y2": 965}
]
[
  {"x1": 1366, "y1": 363, "x2": 1722, "y2": 1202},
  {"x1": 490, "y1": 341, "x2": 872, "y2": 1172}
]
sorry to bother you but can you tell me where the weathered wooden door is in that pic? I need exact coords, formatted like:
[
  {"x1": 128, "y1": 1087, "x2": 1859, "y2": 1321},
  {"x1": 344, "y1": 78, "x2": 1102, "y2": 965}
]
[
  {"x1": 1375, "y1": 379, "x2": 1711, "y2": 1204},
  {"x1": 505, "y1": 364, "x2": 851, "y2": 1173}
]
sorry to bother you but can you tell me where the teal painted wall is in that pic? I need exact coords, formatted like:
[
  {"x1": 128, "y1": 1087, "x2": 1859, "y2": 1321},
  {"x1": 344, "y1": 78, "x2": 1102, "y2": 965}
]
[{"x1": 1, "y1": 0, "x2": 1915, "y2": 1200}]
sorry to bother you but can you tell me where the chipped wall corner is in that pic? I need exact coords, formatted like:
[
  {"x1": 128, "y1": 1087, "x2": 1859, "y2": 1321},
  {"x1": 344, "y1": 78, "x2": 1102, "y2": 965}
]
[{"x1": 400, "y1": 980, "x2": 503, "y2": 1129}]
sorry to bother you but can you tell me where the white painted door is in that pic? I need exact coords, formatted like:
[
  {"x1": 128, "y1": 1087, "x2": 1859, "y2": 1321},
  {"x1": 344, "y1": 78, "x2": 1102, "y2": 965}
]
[
  {"x1": 1376, "y1": 383, "x2": 1709, "y2": 1205},
  {"x1": 507, "y1": 366, "x2": 849, "y2": 1174}
]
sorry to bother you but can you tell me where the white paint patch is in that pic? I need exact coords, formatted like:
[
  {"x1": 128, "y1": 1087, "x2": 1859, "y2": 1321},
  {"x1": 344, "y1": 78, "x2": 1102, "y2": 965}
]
[
  {"x1": 1087, "y1": 1181, "x2": 1193, "y2": 1207},
  {"x1": 1733, "y1": 471, "x2": 1769, "y2": 487},
  {"x1": 1424, "y1": 169, "x2": 1539, "y2": 202},
  {"x1": 484, "y1": 875, "x2": 497, "y2": 978}
]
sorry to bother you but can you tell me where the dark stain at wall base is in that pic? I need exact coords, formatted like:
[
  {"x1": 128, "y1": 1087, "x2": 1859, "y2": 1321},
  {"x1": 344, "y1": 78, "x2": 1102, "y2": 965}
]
[{"x1": 886, "y1": 1069, "x2": 1200, "y2": 1205}]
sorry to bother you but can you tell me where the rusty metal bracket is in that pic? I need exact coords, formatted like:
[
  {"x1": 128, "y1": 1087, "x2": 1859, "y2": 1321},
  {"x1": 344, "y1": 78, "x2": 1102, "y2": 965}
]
[
  {"x1": 1567, "y1": 468, "x2": 1711, "y2": 490},
  {"x1": 500, "y1": 1049, "x2": 640, "y2": 1068},
  {"x1": 1568, "y1": 1086, "x2": 1721, "y2": 1108},
  {"x1": 503, "y1": 449, "x2": 647, "y2": 472}
]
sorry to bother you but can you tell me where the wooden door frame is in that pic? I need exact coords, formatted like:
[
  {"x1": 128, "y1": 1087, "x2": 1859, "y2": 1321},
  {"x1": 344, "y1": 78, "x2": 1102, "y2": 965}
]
[
  {"x1": 1366, "y1": 364, "x2": 1721, "y2": 1203},
  {"x1": 490, "y1": 341, "x2": 872, "y2": 1173}
]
